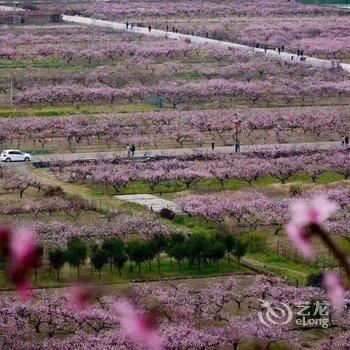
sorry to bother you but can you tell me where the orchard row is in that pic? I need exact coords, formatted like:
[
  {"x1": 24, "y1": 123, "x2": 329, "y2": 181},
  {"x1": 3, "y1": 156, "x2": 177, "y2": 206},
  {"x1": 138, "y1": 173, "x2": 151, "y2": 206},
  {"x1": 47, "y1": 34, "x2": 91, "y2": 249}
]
[
  {"x1": 1, "y1": 106, "x2": 347, "y2": 150},
  {"x1": 3, "y1": 54, "x2": 346, "y2": 93},
  {"x1": 51, "y1": 0, "x2": 340, "y2": 18},
  {"x1": 0, "y1": 275, "x2": 333, "y2": 350},
  {"x1": 53, "y1": 149, "x2": 350, "y2": 192},
  {"x1": 178, "y1": 186, "x2": 350, "y2": 236},
  {"x1": 13, "y1": 77, "x2": 350, "y2": 108}
]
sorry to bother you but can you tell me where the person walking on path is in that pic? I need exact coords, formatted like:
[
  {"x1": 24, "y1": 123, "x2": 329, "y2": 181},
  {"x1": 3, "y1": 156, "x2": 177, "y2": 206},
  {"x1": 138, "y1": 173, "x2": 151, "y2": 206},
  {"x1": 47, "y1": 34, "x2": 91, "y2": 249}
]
[
  {"x1": 126, "y1": 21, "x2": 129, "y2": 29},
  {"x1": 235, "y1": 140, "x2": 241, "y2": 153},
  {"x1": 126, "y1": 144, "x2": 132, "y2": 157},
  {"x1": 345, "y1": 136, "x2": 349, "y2": 148},
  {"x1": 130, "y1": 145, "x2": 136, "y2": 156},
  {"x1": 211, "y1": 141, "x2": 215, "y2": 150},
  {"x1": 148, "y1": 25, "x2": 152, "y2": 33}
]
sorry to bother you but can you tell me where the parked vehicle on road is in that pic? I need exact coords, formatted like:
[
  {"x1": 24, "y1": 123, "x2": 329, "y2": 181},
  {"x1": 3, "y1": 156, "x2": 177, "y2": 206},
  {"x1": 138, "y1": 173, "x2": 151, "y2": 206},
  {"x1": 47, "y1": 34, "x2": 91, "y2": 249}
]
[{"x1": 1, "y1": 150, "x2": 32, "y2": 162}]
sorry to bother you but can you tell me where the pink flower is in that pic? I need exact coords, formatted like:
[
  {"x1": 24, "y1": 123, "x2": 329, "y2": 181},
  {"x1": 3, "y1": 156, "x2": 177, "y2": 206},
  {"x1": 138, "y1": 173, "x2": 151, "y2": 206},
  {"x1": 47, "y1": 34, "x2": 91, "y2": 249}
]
[
  {"x1": 290, "y1": 196, "x2": 338, "y2": 228},
  {"x1": 286, "y1": 196, "x2": 338, "y2": 259},
  {"x1": 286, "y1": 223, "x2": 315, "y2": 259},
  {"x1": 323, "y1": 272, "x2": 346, "y2": 313},
  {"x1": 9, "y1": 229, "x2": 39, "y2": 296},
  {"x1": 114, "y1": 301, "x2": 163, "y2": 350},
  {"x1": 67, "y1": 284, "x2": 95, "y2": 311}
]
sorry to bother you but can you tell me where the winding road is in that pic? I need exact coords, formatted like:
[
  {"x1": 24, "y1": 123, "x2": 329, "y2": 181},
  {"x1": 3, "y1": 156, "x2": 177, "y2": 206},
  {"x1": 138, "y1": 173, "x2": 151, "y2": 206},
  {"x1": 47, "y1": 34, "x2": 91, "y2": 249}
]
[
  {"x1": 63, "y1": 14, "x2": 350, "y2": 74},
  {"x1": 2, "y1": 5, "x2": 349, "y2": 73}
]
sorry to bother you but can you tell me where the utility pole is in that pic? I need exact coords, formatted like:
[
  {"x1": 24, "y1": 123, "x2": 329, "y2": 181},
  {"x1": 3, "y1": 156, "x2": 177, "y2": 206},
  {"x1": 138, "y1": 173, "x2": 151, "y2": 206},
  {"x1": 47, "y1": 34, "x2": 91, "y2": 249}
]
[
  {"x1": 235, "y1": 120, "x2": 241, "y2": 143},
  {"x1": 234, "y1": 113, "x2": 241, "y2": 153},
  {"x1": 10, "y1": 75, "x2": 13, "y2": 109},
  {"x1": 234, "y1": 113, "x2": 241, "y2": 144}
]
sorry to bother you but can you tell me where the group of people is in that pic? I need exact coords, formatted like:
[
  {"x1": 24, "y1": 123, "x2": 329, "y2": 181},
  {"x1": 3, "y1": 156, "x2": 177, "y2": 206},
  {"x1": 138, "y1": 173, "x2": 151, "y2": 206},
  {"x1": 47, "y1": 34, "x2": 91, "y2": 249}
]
[
  {"x1": 277, "y1": 45, "x2": 285, "y2": 54},
  {"x1": 126, "y1": 144, "x2": 136, "y2": 157},
  {"x1": 211, "y1": 140, "x2": 241, "y2": 153},
  {"x1": 126, "y1": 22, "x2": 174, "y2": 34},
  {"x1": 165, "y1": 25, "x2": 179, "y2": 33},
  {"x1": 256, "y1": 43, "x2": 307, "y2": 62},
  {"x1": 125, "y1": 22, "x2": 135, "y2": 30},
  {"x1": 126, "y1": 22, "x2": 176, "y2": 34},
  {"x1": 342, "y1": 136, "x2": 349, "y2": 148},
  {"x1": 256, "y1": 44, "x2": 285, "y2": 53}
]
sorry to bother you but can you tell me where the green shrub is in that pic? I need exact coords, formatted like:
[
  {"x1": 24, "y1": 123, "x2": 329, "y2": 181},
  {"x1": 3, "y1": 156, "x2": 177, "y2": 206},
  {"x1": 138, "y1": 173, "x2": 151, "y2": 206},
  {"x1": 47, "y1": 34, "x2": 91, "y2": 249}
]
[
  {"x1": 241, "y1": 232, "x2": 267, "y2": 253},
  {"x1": 48, "y1": 248, "x2": 66, "y2": 281},
  {"x1": 0, "y1": 110, "x2": 28, "y2": 118},
  {"x1": 34, "y1": 109, "x2": 76, "y2": 117},
  {"x1": 172, "y1": 215, "x2": 186, "y2": 225},
  {"x1": 66, "y1": 238, "x2": 87, "y2": 277}
]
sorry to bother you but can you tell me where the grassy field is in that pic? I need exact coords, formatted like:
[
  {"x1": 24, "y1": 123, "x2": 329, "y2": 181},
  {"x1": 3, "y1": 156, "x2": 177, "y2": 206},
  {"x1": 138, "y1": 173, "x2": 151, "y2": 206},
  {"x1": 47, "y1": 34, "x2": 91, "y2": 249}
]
[
  {"x1": 0, "y1": 257, "x2": 250, "y2": 290},
  {"x1": 87, "y1": 172, "x2": 346, "y2": 196},
  {"x1": 244, "y1": 252, "x2": 321, "y2": 284}
]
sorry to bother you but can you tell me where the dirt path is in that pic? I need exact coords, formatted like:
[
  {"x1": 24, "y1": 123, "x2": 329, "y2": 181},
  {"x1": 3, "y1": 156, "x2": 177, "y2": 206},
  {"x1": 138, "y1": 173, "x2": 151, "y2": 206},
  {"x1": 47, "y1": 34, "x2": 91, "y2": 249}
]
[
  {"x1": 242, "y1": 258, "x2": 308, "y2": 277},
  {"x1": 31, "y1": 168, "x2": 145, "y2": 213}
]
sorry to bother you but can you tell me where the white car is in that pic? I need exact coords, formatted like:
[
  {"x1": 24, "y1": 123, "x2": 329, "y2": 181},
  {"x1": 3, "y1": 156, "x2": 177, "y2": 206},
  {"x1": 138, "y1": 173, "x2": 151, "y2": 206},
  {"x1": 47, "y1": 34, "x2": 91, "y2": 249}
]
[{"x1": 1, "y1": 150, "x2": 32, "y2": 163}]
